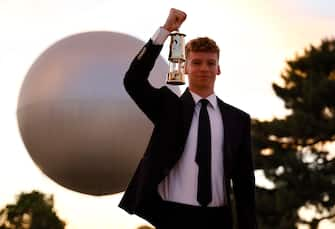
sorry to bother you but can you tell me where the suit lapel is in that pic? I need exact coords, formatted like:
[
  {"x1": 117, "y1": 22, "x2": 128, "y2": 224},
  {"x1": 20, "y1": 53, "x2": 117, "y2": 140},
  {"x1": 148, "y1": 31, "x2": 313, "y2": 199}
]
[
  {"x1": 217, "y1": 98, "x2": 233, "y2": 179},
  {"x1": 180, "y1": 88, "x2": 195, "y2": 148}
]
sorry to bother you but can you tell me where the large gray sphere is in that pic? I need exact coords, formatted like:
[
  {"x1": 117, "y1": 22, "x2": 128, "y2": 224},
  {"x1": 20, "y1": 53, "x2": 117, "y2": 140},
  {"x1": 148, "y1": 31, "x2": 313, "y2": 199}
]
[{"x1": 17, "y1": 31, "x2": 180, "y2": 195}]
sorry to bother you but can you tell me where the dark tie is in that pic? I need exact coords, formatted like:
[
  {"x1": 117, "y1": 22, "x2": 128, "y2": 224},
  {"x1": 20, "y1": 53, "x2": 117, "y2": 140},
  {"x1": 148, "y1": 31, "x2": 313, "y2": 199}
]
[{"x1": 195, "y1": 99, "x2": 212, "y2": 206}]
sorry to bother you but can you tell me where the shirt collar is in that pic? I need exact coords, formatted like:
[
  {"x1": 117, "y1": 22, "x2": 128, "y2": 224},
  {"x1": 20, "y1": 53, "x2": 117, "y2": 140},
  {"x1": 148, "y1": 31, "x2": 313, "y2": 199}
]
[{"x1": 189, "y1": 91, "x2": 218, "y2": 110}]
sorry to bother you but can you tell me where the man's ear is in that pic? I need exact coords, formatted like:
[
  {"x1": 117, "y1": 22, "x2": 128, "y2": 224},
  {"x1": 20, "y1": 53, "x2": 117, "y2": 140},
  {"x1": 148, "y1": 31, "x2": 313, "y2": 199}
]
[{"x1": 217, "y1": 65, "x2": 221, "y2": 75}]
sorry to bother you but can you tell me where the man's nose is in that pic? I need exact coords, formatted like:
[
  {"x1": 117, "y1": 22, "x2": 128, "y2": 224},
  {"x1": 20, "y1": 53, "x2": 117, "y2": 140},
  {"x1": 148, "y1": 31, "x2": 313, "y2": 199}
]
[{"x1": 200, "y1": 63, "x2": 209, "y2": 71}]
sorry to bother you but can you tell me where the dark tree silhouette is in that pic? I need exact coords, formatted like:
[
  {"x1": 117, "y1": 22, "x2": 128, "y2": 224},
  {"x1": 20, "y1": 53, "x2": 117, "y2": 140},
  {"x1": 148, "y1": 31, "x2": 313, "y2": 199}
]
[
  {"x1": 253, "y1": 38, "x2": 335, "y2": 228},
  {"x1": 0, "y1": 190, "x2": 65, "y2": 229}
]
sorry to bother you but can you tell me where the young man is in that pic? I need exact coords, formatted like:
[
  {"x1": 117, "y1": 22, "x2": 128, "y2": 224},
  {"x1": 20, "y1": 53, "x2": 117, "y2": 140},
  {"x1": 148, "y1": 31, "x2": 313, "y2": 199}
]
[{"x1": 119, "y1": 8, "x2": 257, "y2": 229}]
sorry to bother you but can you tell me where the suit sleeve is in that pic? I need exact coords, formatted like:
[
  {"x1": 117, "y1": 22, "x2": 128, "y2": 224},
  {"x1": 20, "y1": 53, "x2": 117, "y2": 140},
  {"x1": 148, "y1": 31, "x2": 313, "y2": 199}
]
[
  {"x1": 233, "y1": 114, "x2": 258, "y2": 229},
  {"x1": 123, "y1": 39, "x2": 164, "y2": 124}
]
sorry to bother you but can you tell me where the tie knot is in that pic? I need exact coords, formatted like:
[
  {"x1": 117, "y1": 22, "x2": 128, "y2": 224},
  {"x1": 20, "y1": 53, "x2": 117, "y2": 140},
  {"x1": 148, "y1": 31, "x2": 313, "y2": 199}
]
[{"x1": 200, "y1": 99, "x2": 209, "y2": 107}]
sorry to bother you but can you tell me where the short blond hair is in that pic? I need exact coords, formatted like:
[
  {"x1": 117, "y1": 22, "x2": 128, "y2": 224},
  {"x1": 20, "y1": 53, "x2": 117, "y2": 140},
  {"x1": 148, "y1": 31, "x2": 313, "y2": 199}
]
[{"x1": 185, "y1": 37, "x2": 220, "y2": 59}]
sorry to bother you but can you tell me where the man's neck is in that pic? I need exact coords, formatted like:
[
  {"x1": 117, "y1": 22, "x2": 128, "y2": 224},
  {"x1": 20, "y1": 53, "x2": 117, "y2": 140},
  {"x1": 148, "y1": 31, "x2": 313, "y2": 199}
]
[{"x1": 189, "y1": 87, "x2": 214, "y2": 98}]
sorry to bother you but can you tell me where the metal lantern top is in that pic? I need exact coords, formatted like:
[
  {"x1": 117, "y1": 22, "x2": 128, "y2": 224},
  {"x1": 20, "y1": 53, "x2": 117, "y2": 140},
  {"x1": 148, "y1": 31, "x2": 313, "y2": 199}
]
[{"x1": 168, "y1": 32, "x2": 186, "y2": 62}]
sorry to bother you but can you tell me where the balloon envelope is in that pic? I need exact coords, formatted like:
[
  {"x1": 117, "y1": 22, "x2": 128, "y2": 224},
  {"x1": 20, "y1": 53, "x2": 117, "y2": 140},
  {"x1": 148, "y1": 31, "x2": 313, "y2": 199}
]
[{"x1": 17, "y1": 31, "x2": 180, "y2": 195}]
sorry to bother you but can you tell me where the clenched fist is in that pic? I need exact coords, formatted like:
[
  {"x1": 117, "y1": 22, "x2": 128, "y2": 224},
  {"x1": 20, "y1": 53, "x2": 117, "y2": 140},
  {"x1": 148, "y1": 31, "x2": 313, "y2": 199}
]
[{"x1": 163, "y1": 8, "x2": 187, "y2": 32}]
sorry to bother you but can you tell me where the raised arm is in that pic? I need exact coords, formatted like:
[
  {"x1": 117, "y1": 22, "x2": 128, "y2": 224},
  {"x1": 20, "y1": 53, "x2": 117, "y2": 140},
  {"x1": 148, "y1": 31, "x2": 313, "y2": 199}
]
[{"x1": 123, "y1": 8, "x2": 186, "y2": 123}]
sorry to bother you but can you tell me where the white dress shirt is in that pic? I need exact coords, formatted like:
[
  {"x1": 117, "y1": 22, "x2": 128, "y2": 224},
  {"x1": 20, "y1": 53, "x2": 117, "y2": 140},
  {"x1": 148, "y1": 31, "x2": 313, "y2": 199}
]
[
  {"x1": 151, "y1": 27, "x2": 170, "y2": 45},
  {"x1": 158, "y1": 92, "x2": 225, "y2": 206}
]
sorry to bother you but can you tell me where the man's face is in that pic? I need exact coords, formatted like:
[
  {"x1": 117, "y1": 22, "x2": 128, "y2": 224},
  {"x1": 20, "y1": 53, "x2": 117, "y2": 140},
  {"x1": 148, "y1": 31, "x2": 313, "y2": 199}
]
[{"x1": 184, "y1": 51, "x2": 221, "y2": 92}]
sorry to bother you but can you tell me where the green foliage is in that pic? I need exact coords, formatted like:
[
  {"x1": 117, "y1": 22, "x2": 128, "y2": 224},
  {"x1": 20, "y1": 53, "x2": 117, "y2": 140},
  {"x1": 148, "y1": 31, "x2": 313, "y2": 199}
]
[
  {"x1": 253, "y1": 39, "x2": 335, "y2": 228},
  {"x1": 0, "y1": 191, "x2": 65, "y2": 229}
]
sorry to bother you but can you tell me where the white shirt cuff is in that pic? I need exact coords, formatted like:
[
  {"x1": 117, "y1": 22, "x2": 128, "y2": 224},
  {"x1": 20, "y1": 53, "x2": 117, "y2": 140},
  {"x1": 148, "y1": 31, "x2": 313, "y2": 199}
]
[{"x1": 151, "y1": 27, "x2": 170, "y2": 45}]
